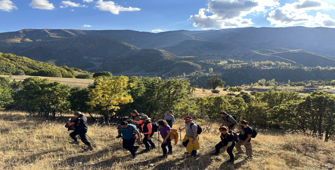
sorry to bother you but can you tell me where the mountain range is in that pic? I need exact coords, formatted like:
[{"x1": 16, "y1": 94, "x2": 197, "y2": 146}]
[{"x1": 1, "y1": 27, "x2": 335, "y2": 76}]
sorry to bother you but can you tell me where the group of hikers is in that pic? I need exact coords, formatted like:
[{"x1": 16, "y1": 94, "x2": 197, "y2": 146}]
[{"x1": 67, "y1": 110, "x2": 256, "y2": 163}]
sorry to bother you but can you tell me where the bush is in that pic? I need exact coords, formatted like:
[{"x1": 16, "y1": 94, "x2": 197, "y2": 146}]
[
  {"x1": 211, "y1": 89, "x2": 220, "y2": 93},
  {"x1": 76, "y1": 74, "x2": 92, "y2": 79},
  {"x1": 13, "y1": 70, "x2": 25, "y2": 75},
  {"x1": 251, "y1": 90, "x2": 258, "y2": 95},
  {"x1": 93, "y1": 71, "x2": 112, "y2": 78},
  {"x1": 35, "y1": 69, "x2": 62, "y2": 77}
]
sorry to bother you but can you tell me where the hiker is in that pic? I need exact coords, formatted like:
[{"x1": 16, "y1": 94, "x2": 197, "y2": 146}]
[
  {"x1": 158, "y1": 120, "x2": 173, "y2": 158},
  {"x1": 220, "y1": 111, "x2": 238, "y2": 130},
  {"x1": 68, "y1": 111, "x2": 93, "y2": 151},
  {"x1": 128, "y1": 110, "x2": 144, "y2": 128},
  {"x1": 210, "y1": 126, "x2": 235, "y2": 163},
  {"x1": 140, "y1": 115, "x2": 156, "y2": 152},
  {"x1": 163, "y1": 110, "x2": 175, "y2": 128},
  {"x1": 117, "y1": 121, "x2": 141, "y2": 158},
  {"x1": 179, "y1": 116, "x2": 200, "y2": 157},
  {"x1": 235, "y1": 120, "x2": 253, "y2": 159}
]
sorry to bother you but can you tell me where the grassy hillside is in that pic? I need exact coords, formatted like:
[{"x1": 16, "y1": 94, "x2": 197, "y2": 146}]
[
  {"x1": 1, "y1": 111, "x2": 334, "y2": 170},
  {"x1": 0, "y1": 52, "x2": 84, "y2": 78},
  {"x1": 0, "y1": 75, "x2": 93, "y2": 88}
]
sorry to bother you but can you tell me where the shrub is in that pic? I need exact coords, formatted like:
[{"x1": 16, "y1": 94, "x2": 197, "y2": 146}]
[
  {"x1": 93, "y1": 71, "x2": 112, "y2": 78},
  {"x1": 76, "y1": 74, "x2": 92, "y2": 79},
  {"x1": 35, "y1": 69, "x2": 62, "y2": 77},
  {"x1": 211, "y1": 89, "x2": 220, "y2": 93},
  {"x1": 13, "y1": 70, "x2": 25, "y2": 75},
  {"x1": 251, "y1": 90, "x2": 258, "y2": 95}
]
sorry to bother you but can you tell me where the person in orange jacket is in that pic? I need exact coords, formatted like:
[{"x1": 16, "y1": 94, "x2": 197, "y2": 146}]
[{"x1": 140, "y1": 115, "x2": 156, "y2": 152}]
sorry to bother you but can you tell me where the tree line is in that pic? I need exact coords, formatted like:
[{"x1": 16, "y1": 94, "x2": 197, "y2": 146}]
[{"x1": 0, "y1": 76, "x2": 334, "y2": 142}]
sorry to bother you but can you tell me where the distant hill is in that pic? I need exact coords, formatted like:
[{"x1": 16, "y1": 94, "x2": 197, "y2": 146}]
[
  {"x1": 98, "y1": 49, "x2": 201, "y2": 76},
  {"x1": 239, "y1": 49, "x2": 335, "y2": 67},
  {"x1": 2, "y1": 27, "x2": 335, "y2": 74},
  {"x1": 0, "y1": 35, "x2": 139, "y2": 69}
]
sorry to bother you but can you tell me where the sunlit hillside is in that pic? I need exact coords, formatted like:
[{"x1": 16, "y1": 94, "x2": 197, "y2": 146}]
[{"x1": 1, "y1": 111, "x2": 334, "y2": 170}]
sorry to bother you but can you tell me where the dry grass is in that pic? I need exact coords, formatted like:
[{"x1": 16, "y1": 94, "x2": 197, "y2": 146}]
[
  {"x1": 1, "y1": 111, "x2": 334, "y2": 170},
  {"x1": 0, "y1": 75, "x2": 93, "y2": 88}
]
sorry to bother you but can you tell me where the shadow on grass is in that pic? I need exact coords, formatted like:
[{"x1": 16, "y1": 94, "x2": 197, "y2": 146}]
[
  {"x1": 152, "y1": 151, "x2": 213, "y2": 170},
  {"x1": 4, "y1": 149, "x2": 63, "y2": 169}
]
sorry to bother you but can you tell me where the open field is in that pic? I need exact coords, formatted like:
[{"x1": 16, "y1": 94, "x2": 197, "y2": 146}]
[
  {"x1": 0, "y1": 75, "x2": 93, "y2": 88},
  {"x1": 3, "y1": 75, "x2": 335, "y2": 98},
  {"x1": 1, "y1": 111, "x2": 334, "y2": 170}
]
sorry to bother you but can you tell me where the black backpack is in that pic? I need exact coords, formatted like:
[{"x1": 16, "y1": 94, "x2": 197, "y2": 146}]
[
  {"x1": 251, "y1": 127, "x2": 257, "y2": 138},
  {"x1": 229, "y1": 130, "x2": 240, "y2": 142},
  {"x1": 226, "y1": 114, "x2": 238, "y2": 123},
  {"x1": 152, "y1": 122, "x2": 159, "y2": 132},
  {"x1": 190, "y1": 122, "x2": 202, "y2": 135},
  {"x1": 224, "y1": 132, "x2": 240, "y2": 143}
]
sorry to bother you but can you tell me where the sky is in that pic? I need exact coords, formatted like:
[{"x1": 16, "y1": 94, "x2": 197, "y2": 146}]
[{"x1": 0, "y1": 0, "x2": 335, "y2": 33}]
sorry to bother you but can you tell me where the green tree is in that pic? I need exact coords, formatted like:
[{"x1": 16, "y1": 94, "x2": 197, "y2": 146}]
[
  {"x1": 14, "y1": 77, "x2": 71, "y2": 118},
  {"x1": 207, "y1": 77, "x2": 225, "y2": 90}
]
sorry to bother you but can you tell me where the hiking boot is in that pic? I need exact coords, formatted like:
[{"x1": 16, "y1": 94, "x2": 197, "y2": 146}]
[
  {"x1": 150, "y1": 146, "x2": 156, "y2": 149},
  {"x1": 210, "y1": 152, "x2": 219, "y2": 156},
  {"x1": 69, "y1": 141, "x2": 79, "y2": 145},
  {"x1": 159, "y1": 155, "x2": 168, "y2": 159},
  {"x1": 184, "y1": 152, "x2": 189, "y2": 155},
  {"x1": 134, "y1": 146, "x2": 140, "y2": 153},
  {"x1": 143, "y1": 148, "x2": 150, "y2": 152},
  {"x1": 84, "y1": 146, "x2": 94, "y2": 151},
  {"x1": 168, "y1": 151, "x2": 173, "y2": 155},
  {"x1": 227, "y1": 160, "x2": 234, "y2": 164}
]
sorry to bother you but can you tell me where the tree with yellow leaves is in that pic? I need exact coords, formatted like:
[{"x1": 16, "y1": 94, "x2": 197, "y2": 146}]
[{"x1": 88, "y1": 76, "x2": 133, "y2": 123}]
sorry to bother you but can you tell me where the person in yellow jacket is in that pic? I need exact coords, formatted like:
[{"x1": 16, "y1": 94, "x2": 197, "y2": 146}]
[{"x1": 179, "y1": 116, "x2": 200, "y2": 157}]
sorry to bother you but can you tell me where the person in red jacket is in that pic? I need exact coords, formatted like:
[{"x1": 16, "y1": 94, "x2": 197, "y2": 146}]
[{"x1": 140, "y1": 115, "x2": 156, "y2": 152}]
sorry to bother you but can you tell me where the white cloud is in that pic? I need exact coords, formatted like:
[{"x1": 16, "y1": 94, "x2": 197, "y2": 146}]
[
  {"x1": 30, "y1": 0, "x2": 55, "y2": 10},
  {"x1": 190, "y1": 0, "x2": 279, "y2": 29},
  {"x1": 0, "y1": 0, "x2": 17, "y2": 12},
  {"x1": 267, "y1": 0, "x2": 335, "y2": 27},
  {"x1": 60, "y1": 1, "x2": 87, "y2": 8},
  {"x1": 151, "y1": 29, "x2": 165, "y2": 33},
  {"x1": 95, "y1": 0, "x2": 140, "y2": 15},
  {"x1": 83, "y1": 0, "x2": 94, "y2": 3},
  {"x1": 82, "y1": 24, "x2": 92, "y2": 27}
]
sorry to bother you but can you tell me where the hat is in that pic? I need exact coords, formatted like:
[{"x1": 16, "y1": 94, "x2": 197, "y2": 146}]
[
  {"x1": 184, "y1": 116, "x2": 192, "y2": 120},
  {"x1": 74, "y1": 111, "x2": 82, "y2": 116},
  {"x1": 140, "y1": 115, "x2": 151, "y2": 121}
]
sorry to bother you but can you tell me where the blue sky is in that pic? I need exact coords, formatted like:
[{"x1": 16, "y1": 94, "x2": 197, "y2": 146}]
[{"x1": 1, "y1": 0, "x2": 335, "y2": 33}]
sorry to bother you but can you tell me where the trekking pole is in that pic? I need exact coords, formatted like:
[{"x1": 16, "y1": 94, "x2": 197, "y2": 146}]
[
  {"x1": 86, "y1": 134, "x2": 97, "y2": 147},
  {"x1": 179, "y1": 128, "x2": 182, "y2": 143},
  {"x1": 158, "y1": 131, "x2": 160, "y2": 152}
]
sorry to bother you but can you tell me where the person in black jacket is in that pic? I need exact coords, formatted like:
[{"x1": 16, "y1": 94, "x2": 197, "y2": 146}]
[
  {"x1": 68, "y1": 111, "x2": 93, "y2": 151},
  {"x1": 210, "y1": 126, "x2": 235, "y2": 163}
]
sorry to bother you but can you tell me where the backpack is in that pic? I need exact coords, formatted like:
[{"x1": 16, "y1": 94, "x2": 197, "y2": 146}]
[
  {"x1": 152, "y1": 122, "x2": 159, "y2": 132},
  {"x1": 251, "y1": 127, "x2": 257, "y2": 138},
  {"x1": 226, "y1": 114, "x2": 238, "y2": 123},
  {"x1": 128, "y1": 124, "x2": 136, "y2": 133},
  {"x1": 226, "y1": 131, "x2": 240, "y2": 143},
  {"x1": 190, "y1": 122, "x2": 202, "y2": 135}
]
